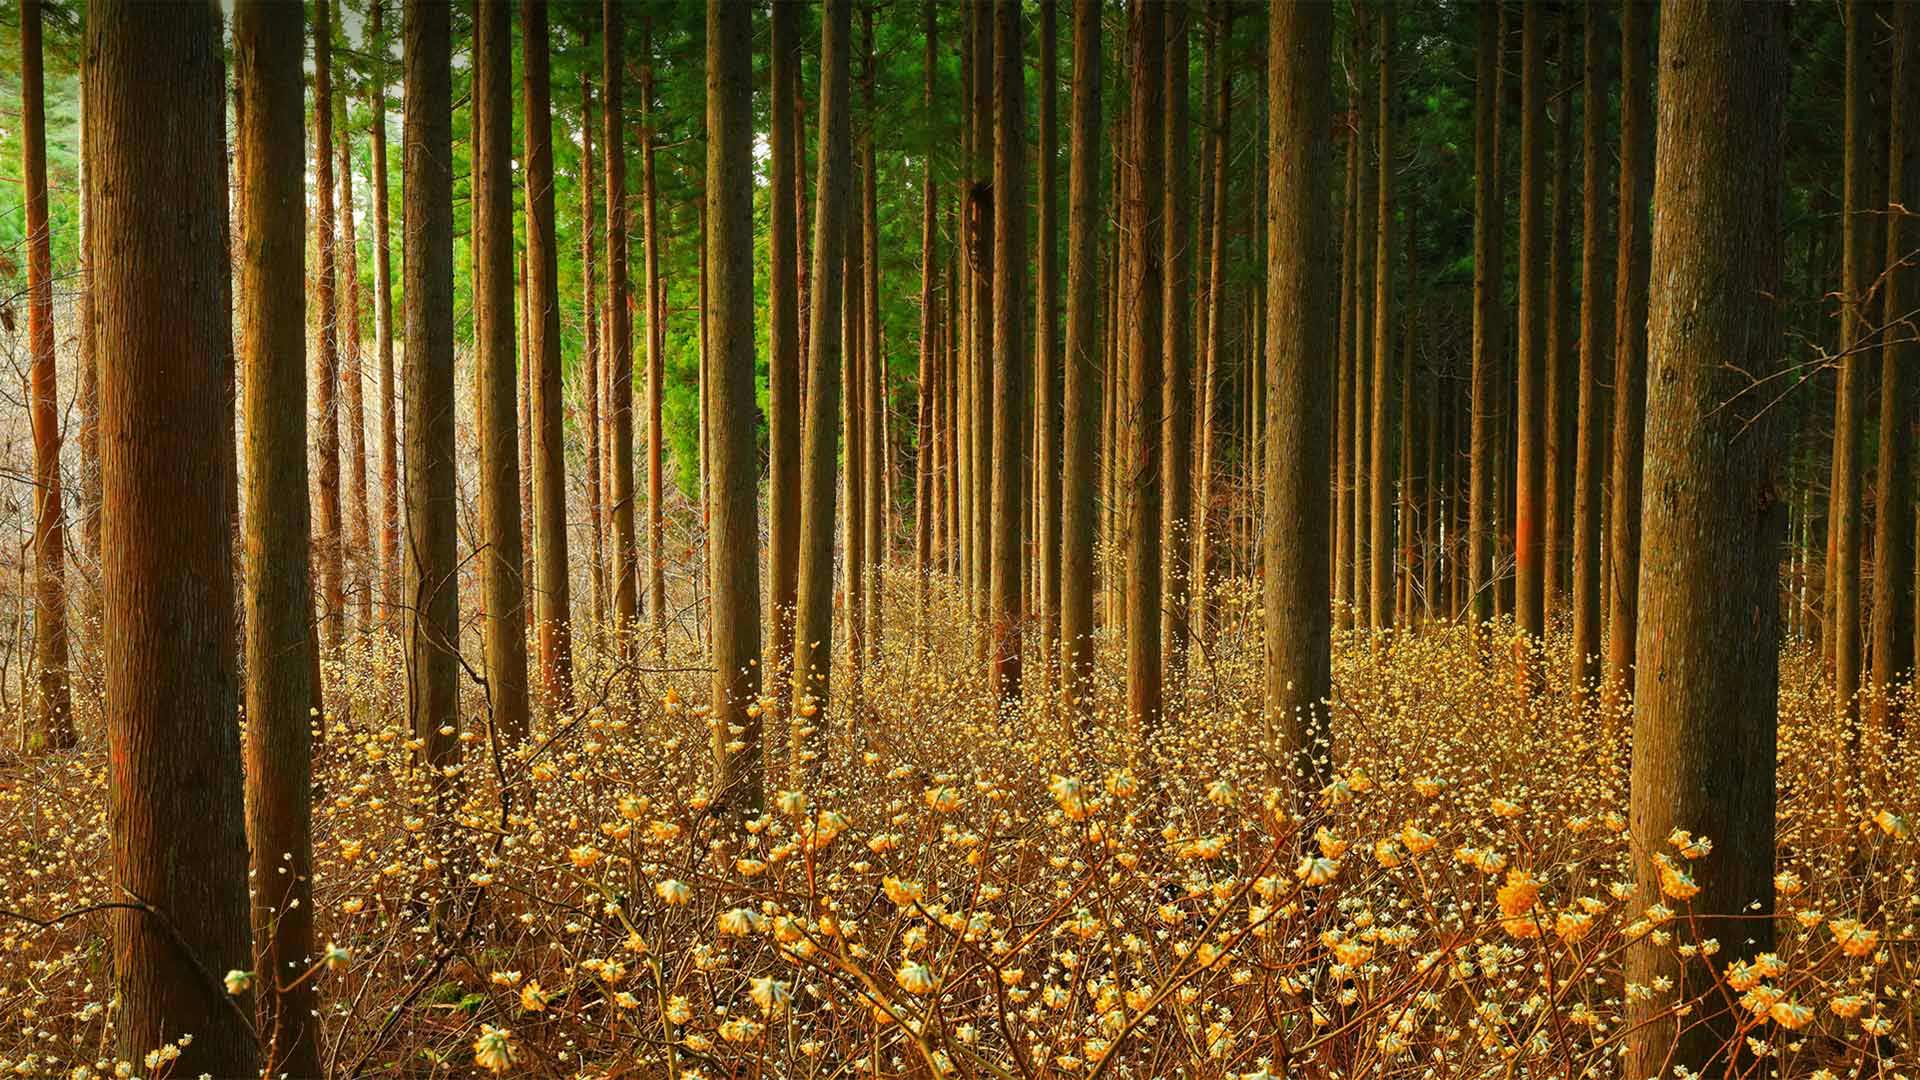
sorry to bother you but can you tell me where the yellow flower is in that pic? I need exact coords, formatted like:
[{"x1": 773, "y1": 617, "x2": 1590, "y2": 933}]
[
  {"x1": 655, "y1": 878, "x2": 692, "y2": 906},
  {"x1": 883, "y1": 876, "x2": 924, "y2": 906},
  {"x1": 1495, "y1": 869, "x2": 1541, "y2": 918},
  {"x1": 1768, "y1": 1000, "x2": 1812, "y2": 1030},
  {"x1": 1296, "y1": 855, "x2": 1340, "y2": 887},
  {"x1": 473, "y1": 1025, "x2": 516, "y2": 1074},
  {"x1": 1655, "y1": 854, "x2": 1700, "y2": 901},
  {"x1": 568, "y1": 844, "x2": 603, "y2": 869},
  {"x1": 750, "y1": 976, "x2": 792, "y2": 1015},
  {"x1": 896, "y1": 959, "x2": 937, "y2": 994},
  {"x1": 925, "y1": 785, "x2": 963, "y2": 814},
  {"x1": 519, "y1": 981, "x2": 551, "y2": 1012},
  {"x1": 1830, "y1": 917, "x2": 1879, "y2": 958}
]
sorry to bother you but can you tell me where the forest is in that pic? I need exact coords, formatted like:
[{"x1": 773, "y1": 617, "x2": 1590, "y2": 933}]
[{"x1": 0, "y1": 0, "x2": 1911, "y2": 1076}]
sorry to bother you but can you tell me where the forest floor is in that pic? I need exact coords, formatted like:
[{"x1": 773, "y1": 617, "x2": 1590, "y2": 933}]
[{"x1": 0, "y1": 576, "x2": 1914, "y2": 1078}]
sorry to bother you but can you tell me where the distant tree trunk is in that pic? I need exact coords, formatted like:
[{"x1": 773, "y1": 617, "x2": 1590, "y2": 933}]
[
  {"x1": 1035, "y1": 0, "x2": 1060, "y2": 697},
  {"x1": 1469, "y1": 0, "x2": 1502, "y2": 627},
  {"x1": 234, "y1": 1, "x2": 318, "y2": 1067},
  {"x1": 370, "y1": 0, "x2": 400, "y2": 633},
  {"x1": 914, "y1": 0, "x2": 939, "y2": 662},
  {"x1": 403, "y1": 0, "x2": 459, "y2": 812},
  {"x1": 1060, "y1": 0, "x2": 1102, "y2": 723},
  {"x1": 988, "y1": 0, "x2": 1028, "y2": 700},
  {"x1": 1369, "y1": 2, "x2": 1395, "y2": 635},
  {"x1": 581, "y1": 73, "x2": 606, "y2": 626},
  {"x1": 473, "y1": 0, "x2": 528, "y2": 753},
  {"x1": 792, "y1": 0, "x2": 852, "y2": 779},
  {"x1": 90, "y1": 1, "x2": 256, "y2": 1070},
  {"x1": 844, "y1": 168, "x2": 869, "y2": 687},
  {"x1": 1161, "y1": 0, "x2": 1193, "y2": 678},
  {"x1": 77, "y1": 58, "x2": 100, "y2": 640},
  {"x1": 605, "y1": 0, "x2": 637, "y2": 651},
  {"x1": 338, "y1": 114, "x2": 372, "y2": 637},
  {"x1": 1194, "y1": 4, "x2": 1230, "y2": 647},
  {"x1": 862, "y1": 6, "x2": 885, "y2": 666},
  {"x1": 1544, "y1": 11, "x2": 1575, "y2": 620},
  {"x1": 970, "y1": 1, "x2": 993, "y2": 639},
  {"x1": 1265, "y1": 0, "x2": 1333, "y2": 802},
  {"x1": 523, "y1": 0, "x2": 572, "y2": 709},
  {"x1": 1336, "y1": 118, "x2": 1357, "y2": 630},
  {"x1": 312, "y1": 0, "x2": 343, "y2": 652},
  {"x1": 1875, "y1": 0, "x2": 1919, "y2": 739},
  {"x1": 518, "y1": 253, "x2": 534, "y2": 634},
  {"x1": 707, "y1": 0, "x2": 763, "y2": 816},
  {"x1": 768, "y1": 0, "x2": 802, "y2": 710},
  {"x1": 1351, "y1": 11, "x2": 1374, "y2": 633},
  {"x1": 1607, "y1": 0, "x2": 1653, "y2": 699},
  {"x1": 1626, "y1": 3, "x2": 1786, "y2": 1070},
  {"x1": 642, "y1": 20, "x2": 668, "y2": 658},
  {"x1": 1832, "y1": 0, "x2": 1873, "y2": 748},
  {"x1": 21, "y1": 0, "x2": 70, "y2": 749},
  {"x1": 1514, "y1": 0, "x2": 1547, "y2": 642},
  {"x1": 1126, "y1": 0, "x2": 1166, "y2": 750},
  {"x1": 1571, "y1": 0, "x2": 1611, "y2": 690}
]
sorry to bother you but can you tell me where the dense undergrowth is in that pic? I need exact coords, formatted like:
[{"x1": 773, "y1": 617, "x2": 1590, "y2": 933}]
[{"x1": 0, "y1": 573, "x2": 1914, "y2": 1078}]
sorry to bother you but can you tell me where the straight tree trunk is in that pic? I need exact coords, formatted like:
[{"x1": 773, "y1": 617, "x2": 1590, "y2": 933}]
[
  {"x1": 312, "y1": 0, "x2": 344, "y2": 651},
  {"x1": 523, "y1": 0, "x2": 572, "y2": 709},
  {"x1": 582, "y1": 73, "x2": 606, "y2": 626},
  {"x1": 792, "y1": 0, "x2": 852, "y2": 778},
  {"x1": 862, "y1": 7, "x2": 885, "y2": 665},
  {"x1": 402, "y1": 0, "x2": 460, "y2": 821},
  {"x1": 473, "y1": 0, "x2": 528, "y2": 751},
  {"x1": 1370, "y1": 3, "x2": 1396, "y2": 634},
  {"x1": 1351, "y1": 14, "x2": 1374, "y2": 633},
  {"x1": 1336, "y1": 120, "x2": 1357, "y2": 629},
  {"x1": 1126, "y1": 0, "x2": 1166, "y2": 751},
  {"x1": 370, "y1": 0, "x2": 400, "y2": 632},
  {"x1": 1194, "y1": 5, "x2": 1230, "y2": 646},
  {"x1": 708, "y1": 0, "x2": 763, "y2": 816},
  {"x1": 234, "y1": 2, "x2": 318, "y2": 1067},
  {"x1": 1060, "y1": 0, "x2": 1102, "y2": 721},
  {"x1": 1469, "y1": 1, "x2": 1502, "y2": 627},
  {"x1": 90, "y1": 1, "x2": 256, "y2": 1069},
  {"x1": 914, "y1": 0, "x2": 939, "y2": 662},
  {"x1": 1035, "y1": 0, "x2": 1061, "y2": 696},
  {"x1": 1544, "y1": 12, "x2": 1575, "y2": 619},
  {"x1": 970, "y1": 1, "x2": 993, "y2": 636},
  {"x1": 605, "y1": 0, "x2": 638, "y2": 651},
  {"x1": 1571, "y1": 0, "x2": 1611, "y2": 690},
  {"x1": 1265, "y1": 0, "x2": 1334, "y2": 803},
  {"x1": 1875, "y1": 0, "x2": 1920, "y2": 738},
  {"x1": 78, "y1": 64, "x2": 100, "y2": 617},
  {"x1": 768, "y1": 0, "x2": 802, "y2": 710},
  {"x1": 989, "y1": 0, "x2": 1028, "y2": 701},
  {"x1": 337, "y1": 118, "x2": 372, "y2": 636},
  {"x1": 20, "y1": 0, "x2": 70, "y2": 749},
  {"x1": 1607, "y1": 0, "x2": 1654, "y2": 698},
  {"x1": 642, "y1": 21, "x2": 668, "y2": 657},
  {"x1": 1162, "y1": 0, "x2": 1193, "y2": 677},
  {"x1": 844, "y1": 165, "x2": 868, "y2": 686},
  {"x1": 518, "y1": 253, "x2": 534, "y2": 635},
  {"x1": 1626, "y1": 3, "x2": 1786, "y2": 1070},
  {"x1": 1832, "y1": 0, "x2": 1873, "y2": 742},
  {"x1": 1514, "y1": 0, "x2": 1548, "y2": 641}
]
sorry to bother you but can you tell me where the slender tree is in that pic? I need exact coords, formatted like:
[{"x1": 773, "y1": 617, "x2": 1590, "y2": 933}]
[
  {"x1": 1831, "y1": 0, "x2": 1872, "y2": 743},
  {"x1": 1875, "y1": 0, "x2": 1919, "y2": 737},
  {"x1": 582, "y1": 73, "x2": 606, "y2": 624},
  {"x1": 90, "y1": 0, "x2": 255, "y2": 1069},
  {"x1": 1126, "y1": 0, "x2": 1166, "y2": 749},
  {"x1": 1607, "y1": 0, "x2": 1654, "y2": 697},
  {"x1": 914, "y1": 0, "x2": 939, "y2": 660},
  {"x1": 1469, "y1": 1, "x2": 1502, "y2": 626},
  {"x1": 312, "y1": 0, "x2": 344, "y2": 650},
  {"x1": 1370, "y1": 1, "x2": 1396, "y2": 633},
  {"x1": 1514, "y1": 0, "x2": 1548, "y2": 641},
  {"x1": 370, "y1": 0, "x2": 400, "y2": 631},
  {"x1": 642, "y1": 18, "x2": 668, "y2": 657},
  {"x1": 792, "y1": 0, "x2": 852, "y2": 777},
  {"x1": 988, "y1": 0, "x2": 1028, "y2": 700},
  {"x1": 1035, "y1": 0, "x2": 1061, "y2": 693},
  {"x1": 1162, "y1": 0, "x2": 1193, "y2": 674},
  {"x1": 337, "y1": 113, "x2": 372, "y2": 635},
  {"x1": 1194, "y1": 3, "x2": 1231, "y2": 645},
  {"x1": 20, "y1": 0, "x2": 70, "y2": 749},
  {"x1": 1060, "y1": 0, "x2": 1102, "y2": 721},
  {"x1": 768, "y1": 0, "x2": 802, "y2": 708},
  {"x1": 523, "y1": 0, "x2": 572, "y2": 708},
  {"x1": 606, "y1": 0, "x2": 637, "y2": 650},
  {"x1": 1265, "y1": 0, "x2": 1334, "y2": 801},
  {"x1": 1626, "y1": 2, "x2": 1786, "y2": 1069},
  {"x1": 1571, "y1": 0, "x2": 1611, "y2": 688},
  {"x1": 235, "y1": 0, "x2": 318, "y2": 1066}
]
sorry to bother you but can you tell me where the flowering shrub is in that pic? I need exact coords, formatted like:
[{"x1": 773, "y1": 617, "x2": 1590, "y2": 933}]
[{"x1": 0, "y1": 578, "x2": 1913, "y2": 1077}]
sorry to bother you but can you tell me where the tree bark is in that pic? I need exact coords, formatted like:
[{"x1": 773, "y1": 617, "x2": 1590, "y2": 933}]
[
  {"x1": 91, "y1": 1, "x2": 256, "y2": 1069},
  {"x1": 1607, "y1": 0, "x2": 1654, "y2": 699},
  {"x1": 582, "y1": 73, "x2": 606, "y2": 626},
  {"x1": 370, "y1": 0, "x2": 400, "y2": 633},
  {"x1": 1514, "y1": 0, "x2": 1548, "y2": 641},
  {"x1": 1832, "y1": 0, "x2": 1874, "y2": 747},
  {"x1": 1370, "y1": 2, "x2": 1396, "y2": 634},
  {"x1": 914, "y1": 0, "x2": 939, "y2": 663},
  {"x1": 1161, "y1": 0, "x2": 1193, "y2": 676},
  {"x1": 1060, "y1": 0, "x2": 1102, "y2": 724},
  {"x1": 988, "y1": 0, "x2": 1028, "y2": 701},
  {"x1": 1626, "y1": 3, "x2": 1786, "y2": 1070},
  {"x1": 606, "y1": 0, "x2": 637, "y2": 652},
  {"x1": 1469, "y1": 0, "x2": 1502, "y2": 627},
  {"x1": 312, "y1": 0, "x2": 344, "y2": 651},
  {"x1": 234, "y1": 1, "x2": 319, "y2": 1066},
  {"x1": 1126, "y1": 0, "x2": 1165, "y2": 751},
  {"x1": 642, "y1": 19, "x2": 668, "y2": 658},
  {"x1": 1875, "y1": 0, "x2": 1919, "y2": 739},
  {"x1": 1571, "y1": 0, "x2": 1612, "y2": 690},
  {"x1": 1035, "y1": 0, "x2": 1061, "y2": 698},
  {"x1": 338, "y1": 110, "x2": 372, "y2": 637}
]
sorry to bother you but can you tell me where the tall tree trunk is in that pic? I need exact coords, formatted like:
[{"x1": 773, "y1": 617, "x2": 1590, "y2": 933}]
[
  {"x1": 1194, "y1": 4, "x2": 1230, "y2": 647},
  {"x1": 1832, "y1": 0, "x2": 1874, "y2": 747},
  {"x1": 1035, "y1": 0, "x2": 1061, "y2": 698},
  {"x1": 1060, "y1": 0, "x2": 1102, "y2": 723},
  {"x1": 1469, "y1": 1, "x2": 1502, "y2": 627},
  {"x1": 403, "y1": 0, "x2": 460, "y2": 824},
  {"x1": 234, "y1": 2, "x2": 318, "y2": 1066},
  {"x1": 1352, "y1": 11, "x2": 1374, "y2": 633},
  {"x1": 1265, "y1": 0, "x2": 1333, "y2": 806},
  {"x1": 370, "y1": 0, "x2": 400, "y2": 633},
  {"x1": 1626, "y1": 3, "x2": 1786, "y2": 1070},
  {"x1": 844, "y1": 166, "x2": 868, "y2": 687},
  {"x1": 1543, "y1": 11, "x2": 1574, "y2": 620},
  {"x1": 989, "y1": 0, "x2": 1028, "y2": 701},
  {"x1": 914, "y1": 0, "x2": 939, "y2": 662},
  {"x1": 606, "y1": 0, "x2": 637, "y2": 652},
  {"x1": 338, "y1": 114, "x2": 372, "y2": 636},
  {"x1": 582, "y1": 73, "x2": 606, "y2": 626},
  {"x1": 474, "y1": 0, "x2": 528, "y2": 752},
  {"x1": 862, "y1": 5, "x2": 885, "y2": 666},
  {"x1": 1607, "y1": 0, "x2": 1654, "y2": 699},
  {"x1": 1514, "y1": 0, "x2": 1547, "y2": 642},
  {"x1": 768, "y1": 0, "x2": 802, "y2": 711},
  {"x1": 312, "y1": 0, "x2": 343, "y2": 652},
  {"x1": 1125, "y1": 0, "x2": 1165, "y2": 752},
  {"x1": 707, "y1": 0, "x2": 763, "y2": 817},
  {"x1": 1336, "y1": 117, "x2": 1357, "y2": 629},
  {"x1": 523, "y1": 0, "x2": 572, "y2": 710},
  {"x1": 78, "y1": 64, "x2": 100, "y2": 633},
  {"x1": 518, "y1": 252, "x2": 534, "y2": 634},
  {"x1": 1161, "y1": 0, "x2": 1193, "y2": 678},
  {"x1": 1571, "y1": 0, "x2": 1611, "y2": 690},
  {"x1": 1875, "y1": 0, "x2": 1919, "y2": 739},
  {"x1": 1370, "y1": 2, "x2": 1395, "y2": 635},
  {"x1": 21, "y1": 0, "x2": 70, "y2": 749},
  {"x1": 90, "y1": 1, "x2": 256, "y2": 1069},
  {"x1": 970, "y1": 1, "x2": 993, "y2": 638},
  {"x1": 642, "y1": 20, "x2": 668, "y2": 658},
  {"x1": 792, "y1": 0, "x2": 852, "y2": 779}
]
